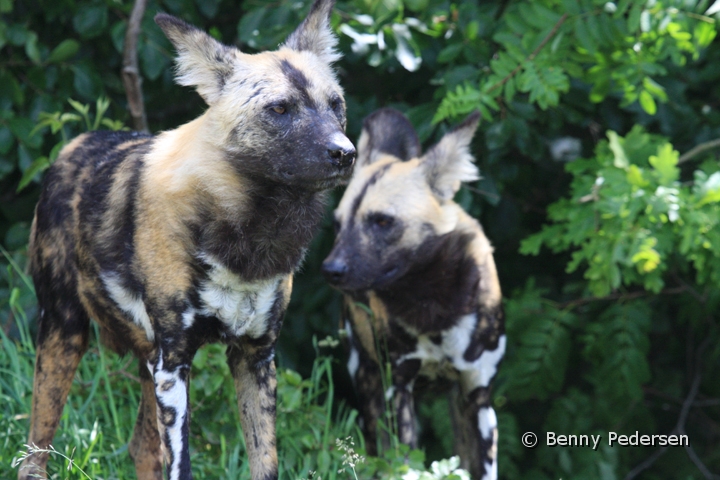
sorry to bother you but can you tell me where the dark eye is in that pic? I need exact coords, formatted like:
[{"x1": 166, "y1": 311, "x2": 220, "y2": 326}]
[
  {"x1": 330, "y1": 97, "x2": 342, "y2": 112},
  {"x1": 271, "y1": 104, "x2": 286, "y2": 115},
  {"x1": 369, "y1": 213, "x2": 394, "y2": 229}
]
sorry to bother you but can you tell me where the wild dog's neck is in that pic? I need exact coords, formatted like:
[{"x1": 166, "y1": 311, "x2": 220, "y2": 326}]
[
  {"x1": 197, "y1": 179, "x2": 328, "y2": 280},
  {"x1": 375, "y1": 230, "x2": 481, "y2": 334},
  {"x1": 144, "y1": 114, "x2": 329, "y2": 280}
]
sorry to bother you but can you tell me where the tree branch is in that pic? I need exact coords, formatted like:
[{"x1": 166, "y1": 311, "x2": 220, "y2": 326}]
[
  {"x1": 122, "y1": 0, "x2": 149, "y2": 133},
  {"x1": 678, "y1": 138, "x2": 720, "y2": 164}
]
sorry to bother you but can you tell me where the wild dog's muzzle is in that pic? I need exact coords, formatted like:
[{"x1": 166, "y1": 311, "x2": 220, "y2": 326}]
[{"x1": 327, "y1": 133, "x2": 356, "y2": 169}]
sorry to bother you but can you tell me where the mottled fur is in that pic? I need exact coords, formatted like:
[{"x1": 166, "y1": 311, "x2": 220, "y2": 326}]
[
  {"x1": 20, "y1": 2, "x2": 354, "y2": 480},
  {"x1": 323, "y1": 108, "x2": 504, "y2": 480}
]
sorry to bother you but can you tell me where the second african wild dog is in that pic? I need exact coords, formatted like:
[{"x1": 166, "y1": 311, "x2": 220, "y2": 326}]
[
  {"x1": 19, "y1": 1, "x2": 355, "y2": 479},
  {"x1": 322, "y1": 108, "x2": 504, "y2": 480}
]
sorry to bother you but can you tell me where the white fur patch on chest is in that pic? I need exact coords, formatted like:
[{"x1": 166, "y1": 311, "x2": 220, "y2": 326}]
[
  {"x1": 199, "y1": 255, "x2": 281, "y2": 338},
  {"x1": 397, "y1": 313, "x2": 506, "y2": 391},
  {"x1": 101, "y1": 271, "x2": 154, "y2": 341}
]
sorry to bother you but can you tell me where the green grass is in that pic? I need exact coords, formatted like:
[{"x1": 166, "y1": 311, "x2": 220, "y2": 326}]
[
  {"x1": 1, "y1": 247, "x2": 467, "y2": 480},
  {"x1": 1, "y1": 321, "x2": 366, "y2": 479}
]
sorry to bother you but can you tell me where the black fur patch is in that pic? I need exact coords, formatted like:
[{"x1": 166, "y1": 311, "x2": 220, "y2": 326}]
[
  {"x1": 279, "y1": 60, "x2": 315, "y2": 108},
  {"x1": 463, "y1": 304, "x2": 505, "y2": 362},
  {"x1": 197, "y1": 181, "x2": 327, "y2": 280},
  {"x1": 348, "y1": 162, "x2": 393, "y2": 225},
  {"x1": 375, "y1": 231, "x2": 480, "y2": 334}
]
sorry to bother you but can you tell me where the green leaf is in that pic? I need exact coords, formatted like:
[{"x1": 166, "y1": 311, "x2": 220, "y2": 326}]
[
  {"x1": 24, "y1": 32, "x2": 41, "y2": 64},
  {"x1": 0, "y1": 126, "x2": 14, "y2": 154},
  {"x1": 437, "y1": 43, "x2": 464, "y2": 64},
  {"x1": 17, "y1": 156, "x2": 51, "y2": 192},
  {"x1": 405, "y1": 0, "x2": 428, "y2": 11},
  {"x1": 0, "y1": 71, "x2": 25, "y2": 106},
  {"x1": 638, "y1": 89, "x2": 657, "y2": 115},
  {"x1": 627, "y1": 3, "x2": 642, "y2": 32},
  {"x1": 648, "y1": 143, "x2": 679, "y2": 184},
  {"x1": 6, "y1": 23, "x2": 28, "y2": 46},
  {"x1": 197, "y1": 0, "x2": 222, "y2": 18},
  {"x1": 626, "y1": 165, "x2": 649, "y2": 187},
  {"x1": 141, "y1": 40, "x2": 170, "y2": 81},
  {"x1": 607, "y1": 131, "x2": 628, "y2": 169},
  {"x1": 694, "y1": 21, "x2": 717, "y2": 48},
  {"x1": 642, "y1": 77, "x2": 667, "y2": 102},
  {"x1": 48, "y1": 39, "x2": 80, "y2": 63},
  {"x1": 574, "y1": 18, "x2": 596, "y2": 54},
  {"x1": 8, "y1": 117, "x2": 43, "y2": 149},
  {"x1": 73, "y1": 4, "x2": 109, "y2": 39}
]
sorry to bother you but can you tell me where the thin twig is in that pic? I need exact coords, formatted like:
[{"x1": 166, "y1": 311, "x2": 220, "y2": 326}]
[
  {"x1": 122, "y1": 0, "x2": 149, "y2": 133},
  {"x1": 556, "y1": 286, "x2": 687, "y2": 310},
  {"x1": 678, "y1": 138, "x2": 720, "y2": 164},
  {"x1": 487, "y1": 13, "x2": 569, "y2": 94}
]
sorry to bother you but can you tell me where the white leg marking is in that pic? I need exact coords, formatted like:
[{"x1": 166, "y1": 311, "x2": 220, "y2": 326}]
[
  {"x1": 151, "y1": 355, "x2": 188, "y2": 480},
  {"x1": 478, "y1": 407, "x2": 497, "y2": 440},
  {"x1": 101, "y1": 271, "x2": 154, "y2": 341},
  {"x1": 479, "y1": 407, "x2": 499, "y2": 480},
  {"x1": 345, "y1": 325, "x2": 360, "y2": 380}
]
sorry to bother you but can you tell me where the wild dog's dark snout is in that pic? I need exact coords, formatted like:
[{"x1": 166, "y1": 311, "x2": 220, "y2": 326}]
[
  {"x1": 327, "y1": 134, "x2": 356, "y2": 169},
  {"x1": 321, "y1": 255, "x2": 348, "y2": 284}
]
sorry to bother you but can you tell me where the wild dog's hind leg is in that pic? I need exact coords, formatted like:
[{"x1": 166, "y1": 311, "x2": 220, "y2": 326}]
[
  {"x1": 452, "y1": 332, "x2": 506, "y2": 480},
  {"x1": 18, "y1": 309, "x2": 90, "y2": 480},
  {"x1": 129, "y1": 362, "x2": 163, "y2": 480},
  {"x1": 227, "y1": 339, "x2": 279, "y2": 480},
  {"x1": 450, "y1": 385, "x2": 497, "y2": 480}
]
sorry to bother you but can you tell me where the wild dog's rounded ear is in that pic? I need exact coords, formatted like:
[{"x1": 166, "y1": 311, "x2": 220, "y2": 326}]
[
  {"x1": 420, "y1": 111, "x2": 481, "y2": 201},
  {"x1": 356, "y1": 108, "x2": 421, "y2": 169},
  {"x1": 155, "y1": 13, "x2": 236, "y2": 105},
  {"x1": 283, "y1": 0, "x2": 340, "y2": 64}
]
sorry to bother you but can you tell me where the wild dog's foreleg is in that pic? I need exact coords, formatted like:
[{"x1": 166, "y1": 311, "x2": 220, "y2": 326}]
[
  {"x1": 148, "y1": 347, "x2": 194, "y2": 480},
  {"x1": 390, "y1": 358, "x2": 421, "y2": 448},
  {"x1": 453, "y1": 312, "x2": 506, "y2": 480},
  {"x1": 129, "y1": 362, "x2": 163, "y2": 480},
  {"x1": 345, "y1": 323, "x2": 387, "y2": 456},
  {"x1": 227, "y1": 339, "x2": 279, "y2": 480},
  {"x1": 19, "y1": 310, "x2": 90, "y2": 480}
]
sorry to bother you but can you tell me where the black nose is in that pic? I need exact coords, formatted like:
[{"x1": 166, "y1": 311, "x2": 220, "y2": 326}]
[
  {"x1": 328, "y1": 145, "x2": 356, "y2": 169},
  {"x1": 321, "y1": 258, "x2": 348, "y2": 284}
]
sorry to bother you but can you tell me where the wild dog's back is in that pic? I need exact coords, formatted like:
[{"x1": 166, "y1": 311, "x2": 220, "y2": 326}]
[{"x1": 30, "y1": 131, "x2": 155, "y2": 352}]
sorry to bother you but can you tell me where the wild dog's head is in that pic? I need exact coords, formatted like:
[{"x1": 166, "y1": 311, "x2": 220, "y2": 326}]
[
  {"x1": 155, "y1": 0, "x2": 355, "y2": 191},
  {"x1": 322, "y1": 108, "x2": 480, "y2": 291}
]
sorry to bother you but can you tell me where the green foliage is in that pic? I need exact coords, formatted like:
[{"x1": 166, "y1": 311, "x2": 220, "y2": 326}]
[
  {"x1": 430, "y1": 0, "x2": 718, "y2": 122},
  {"x1": 521, "y1": 126, "x2": 720, "y2": 296},
  {"x1": 2, "y1": 0, "x2": 720, "y2": 479}
]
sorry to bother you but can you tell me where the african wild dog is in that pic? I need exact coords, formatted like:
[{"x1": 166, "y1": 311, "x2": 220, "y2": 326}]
[
  {"x1": 322, "y1": 108, "x2": 504, "y2": 480},
  {"x1": 19, "y1": 1, "x2": 354, "y2": 479}
]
